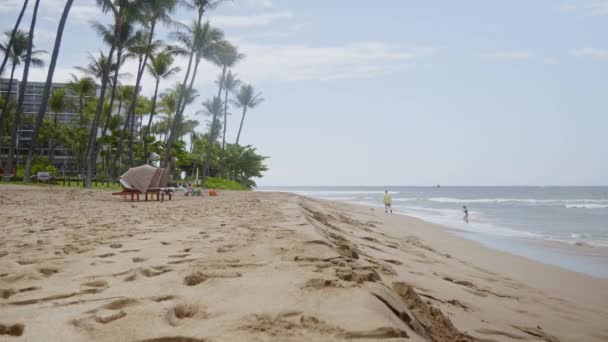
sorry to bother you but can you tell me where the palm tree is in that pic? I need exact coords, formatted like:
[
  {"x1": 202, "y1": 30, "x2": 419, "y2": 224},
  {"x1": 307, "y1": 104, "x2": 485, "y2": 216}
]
[
  {"x1": 66, "y1": 74, "x2": 96, "y2": 127},
  {"x1": 92, "y1": 20, "x2": 136, "y2": 154},
  {"x1": 213, "y1": 42, "x2": 244, "y2": 98},
  {"x1": 123, "y1": 0, "x2": 177, "y2": 167},
  {"x1": 85, "y1": 0, "x2": 130, "y2": 188},
  {"x1": 164, "y1": 20, "x2": 225, "y2": 168},
  {"x1": 24, "y1": 0, "x2": 74, "y2": 183},
  {"x1": 233, "y1": 84, "x2": 264, "y2": 146},
  {"x1": 3, "y1": 0, "x2": 42, "y2": 182},
  {"x1": 143, "y1": 51, "x2": 180, "y2": 163},
  {"x1": 219, "y1": 70, "x2": 240, "y2": 160},
  {"x1": 163, "y1": 0, "x2": 226, "y2": 168},
  {"x1": 0, "y1": 0, "x2": 29, "y2": 76},
  {"x1": 0, "y1": 31, "x2": 45, "y2": 146},
  {"x1": 46, "y1": 88, "x2": 66, "y2": 165}
]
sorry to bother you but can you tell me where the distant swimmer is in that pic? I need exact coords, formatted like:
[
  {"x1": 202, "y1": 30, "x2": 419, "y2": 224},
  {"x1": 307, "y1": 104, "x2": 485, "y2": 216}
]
[
  {"x1": 383, "y1": 190, "x2": 393, "y2": 214},
  {"x1": 463, "y1": 205, "x2": 469, "y2": 223}
]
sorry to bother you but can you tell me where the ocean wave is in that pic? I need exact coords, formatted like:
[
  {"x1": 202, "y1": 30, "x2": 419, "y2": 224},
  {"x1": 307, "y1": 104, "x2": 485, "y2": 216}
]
[
  {"x1": 428, "y1": 197, "x2": 608, "y2": 205},
  {"x1": 565, "y1": 204, "x2": 608, "y2": 209}
]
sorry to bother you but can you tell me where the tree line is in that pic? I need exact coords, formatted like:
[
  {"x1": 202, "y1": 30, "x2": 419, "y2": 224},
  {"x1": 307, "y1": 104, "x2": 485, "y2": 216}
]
[{"x1": 0, "y1": 0, "x2": 267, "y2": 189}]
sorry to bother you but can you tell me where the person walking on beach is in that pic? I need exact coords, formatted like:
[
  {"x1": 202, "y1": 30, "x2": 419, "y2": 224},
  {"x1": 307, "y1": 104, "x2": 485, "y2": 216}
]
[
  {"x1": 383, "y1": 190, "x2": 393, "y2": 214},
  {"x1": 463, "y1": 205, "x2": 469, "y2": 223}
]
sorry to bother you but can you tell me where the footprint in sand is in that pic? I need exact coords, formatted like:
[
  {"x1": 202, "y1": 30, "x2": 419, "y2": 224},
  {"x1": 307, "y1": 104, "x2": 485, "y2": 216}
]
[
  {"x1": 109, "y1": 243, "x2": 123, "y2": 249},
  {"x1": 166, "y1": 303, "x2": 204, "y2": 326},
  {"x1": 132, "y1": 257, "x2": 147, "y2": 263},
  {"x1": 39, "y1": 267, "x2": 60, "y2": 276},
  {"x1": 0, "y1": 323, "x2": 25, "y2": 336},
  {"x1": 95, "y1": 309, "x2": 126, "y2": 324},
  {"x1": 97, "y1": 253, "x2": 115, "y2": 258},
  {"x1": 183, "y1": 272, "x2": 209, "y2": 286},
  {"x1": 80, "y1": 280, "x2": 109, "y2": 294}
]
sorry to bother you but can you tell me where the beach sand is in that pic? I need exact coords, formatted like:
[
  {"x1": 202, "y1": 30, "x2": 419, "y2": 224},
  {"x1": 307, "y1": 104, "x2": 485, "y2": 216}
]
[{"x1": 1, "y1": 185, "x2": 607, "y2": 341}]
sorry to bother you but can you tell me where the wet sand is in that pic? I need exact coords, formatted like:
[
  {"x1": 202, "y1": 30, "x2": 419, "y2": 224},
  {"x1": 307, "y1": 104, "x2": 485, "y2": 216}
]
[{"x1": 1, "y1": 185, "x2": 607, "y2": 341}]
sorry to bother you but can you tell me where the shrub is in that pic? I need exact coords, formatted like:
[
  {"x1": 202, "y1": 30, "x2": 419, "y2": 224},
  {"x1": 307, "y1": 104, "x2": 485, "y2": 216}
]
[{"x1": 204, "y1": 177, "x2": 247, "y2": 191}]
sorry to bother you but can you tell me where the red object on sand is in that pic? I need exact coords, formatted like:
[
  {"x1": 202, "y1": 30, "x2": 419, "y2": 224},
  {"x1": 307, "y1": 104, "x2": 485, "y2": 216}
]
[{"x1": 208, "y1": 189, "x2": 218, "y2": 196}]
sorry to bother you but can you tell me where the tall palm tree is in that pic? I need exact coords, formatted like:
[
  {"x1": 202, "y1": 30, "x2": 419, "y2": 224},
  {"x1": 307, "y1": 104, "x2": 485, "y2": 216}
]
[
  {"x1": 84, "y1": 0, "x2": 130, "y2": 188},
  {"x1": 219, "y1": 70, "x2": 240, "y2": 164},
  {"x1": 66, "y1": 74, "x2": 96, "y2": 127},
  {"x1": 233, "y1": 84, "x2": 264, "y2": 146},
  {"x1": 3, "y1": 0, "x2": 42, "y2": 182},
  {"x1": 92, "y1": 20, "x2": 135, "y2": 154},
  {"x1": 163, "y1": 0, "x2": 226, "y2": 168},
  {"x1": 199, "y1": 97, "x2": 223, "y2": 141},
  {"x1": 123, "y1": 0, "x2": 177, "y2": 167},
  {"x1": 213, "y1": 42, "x2": 243, "y2": 98},
  {"x1": 47, "y1": 88, "x2": 66, "y2": 165},
  {"x1": 143, "y1": 51, "x2": 180, "y2": 163},
  {"x1": 0, "y1": 0, "x2": 29, "y2": 76},
  {"x1": 24, "y1": 0, "x2": 74, "y2": 183},
  {"x1": 0, "y1": 31, "x2": 45, "y2": 145},
  {"x1": 164, "y1": 20, "x2": 225, "y2": 168}
]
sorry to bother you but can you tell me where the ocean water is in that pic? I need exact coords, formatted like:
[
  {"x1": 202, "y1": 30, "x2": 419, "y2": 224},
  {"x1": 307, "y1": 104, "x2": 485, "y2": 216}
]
[{"x1": 258, "y1": 186, "x2": 608, "y2": 277}]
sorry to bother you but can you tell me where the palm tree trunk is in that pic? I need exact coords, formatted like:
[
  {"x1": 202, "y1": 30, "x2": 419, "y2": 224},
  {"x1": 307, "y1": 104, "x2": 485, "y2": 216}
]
[
  {"x1": 78, "y1": 95, "x2": 84, "y2": 127},
  {"x1": 0, "y1": 63, "x2": 17, "y2": 165},
  {"x1": 2, "y1": 0, "x2": 41, "y2": 182},
  {"x1": 219, "y1": 86, "x2": 229, "y2": 173},
  {"x1": 126, "y1": 22, "x2": 156, "y2": 168},
  {"x1": 143, "y1": 77, "x2": 160, "y2": 164},
  {"x1": 163, "y1": 10, "x2": 205, "y2": 169},
  {"x1": 114, "y1": 55, "x2": 141, "y2": 177},
  {"x1": 235, "y1": 107, "x2": 247, "y2": 146},
  {"x1": 24, "y1": 0, "x2": 74, "y2": 183},
  {"x1": 49, "y1": 111, "x2": 57, "y2": 165},
  {"x1": 99, "y1": 48, "x2": 123, "y2": 150},
  {"x1": 0, "y1": 0, "x2": 29, "y2": 76},
  {"x1": 217, "y1": 65, "x2": 226, "y2": 99},
  {"x1": 85, "y1": 37, "x2": 118, "y2": 188}
]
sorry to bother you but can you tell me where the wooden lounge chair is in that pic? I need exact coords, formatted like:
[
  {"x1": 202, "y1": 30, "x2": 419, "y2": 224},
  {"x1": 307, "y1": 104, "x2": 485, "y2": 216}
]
[{"x1": 112, "y1": 179, "x2": 173, "y2": 202}]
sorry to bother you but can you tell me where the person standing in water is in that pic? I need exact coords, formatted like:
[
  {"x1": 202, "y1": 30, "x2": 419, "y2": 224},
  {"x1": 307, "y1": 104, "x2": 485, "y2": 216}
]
[
  {"x1": 383, "y1": 190, "x2": 393, "y2": 214},
  {"x1": 463, "y1": 205, "x2": 469, "y2": 223}
]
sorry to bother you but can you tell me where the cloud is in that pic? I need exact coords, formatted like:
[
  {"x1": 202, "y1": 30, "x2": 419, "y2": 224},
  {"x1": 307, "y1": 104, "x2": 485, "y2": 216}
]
[
  {"x1": 558, "y1": 0, "x2": 608, "y2": 16},
  {"x1": 247, "y1": 0, "x2": 273, "y2": 8},
  {"x1": 571, "y1": 47, "x2": 608, "y2": 60},
  {"x1": 209, "y1": 11, "x2": 294, "y2": 28},
  {"x1": 228, "y1": 42, "x2": 434, "y2": 82},
  {"x1": 479, "y1": 51, "x2": 532, "y2": 61}
]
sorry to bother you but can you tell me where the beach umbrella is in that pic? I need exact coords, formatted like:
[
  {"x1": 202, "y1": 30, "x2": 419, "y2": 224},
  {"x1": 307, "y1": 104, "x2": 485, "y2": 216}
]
[{"x1": 120, "y1": 165, "x2": 169, "y2": 193}]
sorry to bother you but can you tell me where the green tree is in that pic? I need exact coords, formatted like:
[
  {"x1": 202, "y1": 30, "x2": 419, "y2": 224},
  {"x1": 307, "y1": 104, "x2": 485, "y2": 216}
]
[
  {"x1": 143, "y1": 51, "x2": 180, "y2": 163},
  {"x1": 66, "y1": 74, "x2": 96, "y2": 128},
  {"x1": 123, "y1": 0, "x2": 177, "y2": 168},
  {"x1": 218, "y1": 70, "x2": 240, "y2": 165},
  {"x1": 0, "y1": 0, "x2": 29, "y2": 76},
  {"x1": 163, "y1": 0, "x2": 227, "y2": 168},
  {"x1": 24, "y1": 0, "x2": 74, "y2": 183},
  {"x1": 47, "y1": 88, "x2": 66, "y2": 165},
  {"x1": 232, "y1": 84, "x2": 264, "y2": 146},
  {"x1": 0, "y1": 30, "x2": 45, "y2": 155},
  {"x1": 3, "y1": 0, "x2": 43, "y2": 182}
]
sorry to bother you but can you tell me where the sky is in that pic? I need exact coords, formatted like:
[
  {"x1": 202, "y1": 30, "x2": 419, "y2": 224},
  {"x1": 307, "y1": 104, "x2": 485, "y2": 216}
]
[{"x1": 1, "y1": 0, "x2": 607, "y2": 186}]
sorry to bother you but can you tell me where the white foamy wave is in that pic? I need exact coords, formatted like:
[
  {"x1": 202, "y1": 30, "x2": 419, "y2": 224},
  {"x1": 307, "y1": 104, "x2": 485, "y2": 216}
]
[
  {"x1": 293, "y1": 190, "x2": 398, "y2": 197},
  {"x1": 428, "y1": 197, "x2": 608, "y2": 206},
  {"x1": 392, "y1": 204, "x2": 544, "y2": 239},
  {"x1": 565, "y1": 204, "x2": 608, "y2": 209}
]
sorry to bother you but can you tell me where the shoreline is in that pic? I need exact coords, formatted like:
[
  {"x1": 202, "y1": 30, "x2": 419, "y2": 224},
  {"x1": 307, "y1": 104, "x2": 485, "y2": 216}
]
[
  {"x1": 1, "y1": 185, "x2": 608, "y2": 341},
  {"x1": 311, "y1": 197, "x2": 608, "y2": 279}
]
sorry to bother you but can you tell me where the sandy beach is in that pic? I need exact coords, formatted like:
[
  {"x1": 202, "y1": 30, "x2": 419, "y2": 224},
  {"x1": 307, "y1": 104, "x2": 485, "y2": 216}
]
[{"x1": 1, "y1": 185, "x2": 607, "y2": 341}]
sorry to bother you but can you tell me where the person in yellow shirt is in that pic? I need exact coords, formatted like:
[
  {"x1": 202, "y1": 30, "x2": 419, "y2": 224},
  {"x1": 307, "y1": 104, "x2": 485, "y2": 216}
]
[{"x1": 383, "y1": 190, "x2": 393, "y2": 214}]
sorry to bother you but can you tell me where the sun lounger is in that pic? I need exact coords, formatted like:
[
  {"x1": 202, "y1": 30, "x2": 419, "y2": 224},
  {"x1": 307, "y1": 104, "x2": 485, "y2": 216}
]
[{"x1": 112, "y1": 179, "x2": 173, "y2": 202}]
